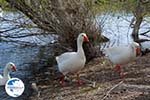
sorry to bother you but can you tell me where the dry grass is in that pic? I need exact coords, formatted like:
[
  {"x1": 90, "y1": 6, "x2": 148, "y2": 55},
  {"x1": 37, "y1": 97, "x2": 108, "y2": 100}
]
[{"x1": 29, "y1": 54, "x2": 150, "y2": 100}]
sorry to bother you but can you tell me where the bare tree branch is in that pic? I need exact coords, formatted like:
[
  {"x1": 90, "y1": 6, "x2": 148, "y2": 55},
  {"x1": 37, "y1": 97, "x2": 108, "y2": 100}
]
[
  {"x1": 102, "y1": 81, "x2": 124, "y2": 100},
  {"x1": 140, "y1": 30, "x2": 150, "y2": 35},
  {"x1": 5, "y1": 0, "x2": 56, "y2": 33},
  {"x1": 3, "y1": 0, "x2": 107, "y2": 61}
]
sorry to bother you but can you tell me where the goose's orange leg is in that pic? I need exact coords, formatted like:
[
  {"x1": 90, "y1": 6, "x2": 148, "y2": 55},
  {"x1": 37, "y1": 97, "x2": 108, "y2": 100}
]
[
  {"x1": 61, "y1": 75, "x2": 65, "y2": 87},
  {"x1": 77, "y1": 74, "x2": 85, "y2": 85},
  {"x1": 115, "y1": 65, "x2": 126, "y2": 76}
]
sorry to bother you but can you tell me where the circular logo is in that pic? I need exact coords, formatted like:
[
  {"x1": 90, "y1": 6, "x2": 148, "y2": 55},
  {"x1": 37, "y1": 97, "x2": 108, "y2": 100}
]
[{"x1": 5, "y1": 78, "x2": 25, "y2": 97}]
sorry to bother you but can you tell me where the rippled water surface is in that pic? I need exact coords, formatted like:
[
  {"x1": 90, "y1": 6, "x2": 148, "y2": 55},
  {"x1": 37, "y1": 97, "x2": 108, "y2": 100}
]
[
  {"x1": 0, "y1": 43, "x2": 39, "y2": 99},
  {"x1": 0, "y1": 11, "x2": 49, "y2": 99}
]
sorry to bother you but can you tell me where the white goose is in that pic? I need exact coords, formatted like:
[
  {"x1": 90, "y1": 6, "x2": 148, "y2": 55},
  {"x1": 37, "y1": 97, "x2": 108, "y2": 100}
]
[
  {"x1": 103, "y1": 42, "x2": 141, "y2": 75},
  {"x1": 56, "y1": 33, "x2": 89, "y2": 86},
  {"x1": 0, "y1": 62, "x2": 17, "y2": 86}
]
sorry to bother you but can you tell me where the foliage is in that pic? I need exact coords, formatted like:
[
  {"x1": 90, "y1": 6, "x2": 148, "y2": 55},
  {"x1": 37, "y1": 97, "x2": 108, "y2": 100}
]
[
  {"x1": 0, "y1": 0, "x2": 8, "y2": 7},
  {"x1": 94, "y1": 0, "x2": 150, "y2": 14}
]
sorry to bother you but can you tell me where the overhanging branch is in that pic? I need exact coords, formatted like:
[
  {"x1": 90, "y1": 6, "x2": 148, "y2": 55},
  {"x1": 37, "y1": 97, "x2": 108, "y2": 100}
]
[
  {"x1": 5, "y1": 0, "x2": 56, "y2": 33},
  {"x1": 140, "y1": 30, "x2": 150, "y2": 35}
]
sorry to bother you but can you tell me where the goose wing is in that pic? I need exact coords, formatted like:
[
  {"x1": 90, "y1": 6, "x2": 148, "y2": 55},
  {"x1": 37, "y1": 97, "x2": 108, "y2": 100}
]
[{"x1": 56, "y1": 52, "x2": 76, "y2": 64}]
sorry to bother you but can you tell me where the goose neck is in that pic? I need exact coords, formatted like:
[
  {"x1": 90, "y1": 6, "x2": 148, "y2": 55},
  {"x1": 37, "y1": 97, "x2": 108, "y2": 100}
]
[
  {"x1": 3, "y1": 66, "x2": 10, "y2": 79},
  {"x1": 77, "y1": 39, "x2": 84, "y2": 55}
]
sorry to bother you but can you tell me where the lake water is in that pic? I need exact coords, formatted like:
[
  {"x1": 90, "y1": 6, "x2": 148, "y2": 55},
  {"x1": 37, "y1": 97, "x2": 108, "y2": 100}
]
[
  {"x1": 0, "y1": 11, "x2": 54, "y2": 99},
  {"x1": 0, "y1": 44, "x2": 39, "y2": 99},
  {"x1": 98, "y1": 13, "x2": 150, "y2": 49}
]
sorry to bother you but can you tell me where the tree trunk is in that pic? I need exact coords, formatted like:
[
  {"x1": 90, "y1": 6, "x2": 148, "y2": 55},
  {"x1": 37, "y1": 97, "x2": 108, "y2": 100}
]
[
  {"x1": 131, "y1": 1, "x2": 144, "y2": 43},
  {"x1": 131, "y1": 16, "x2": 143, "y2": 42}
]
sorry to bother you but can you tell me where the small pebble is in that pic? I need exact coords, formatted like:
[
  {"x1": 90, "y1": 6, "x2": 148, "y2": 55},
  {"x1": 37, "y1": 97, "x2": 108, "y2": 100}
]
[{"x1": 31, "y1": 82, "x2": 38, "y2": 92}]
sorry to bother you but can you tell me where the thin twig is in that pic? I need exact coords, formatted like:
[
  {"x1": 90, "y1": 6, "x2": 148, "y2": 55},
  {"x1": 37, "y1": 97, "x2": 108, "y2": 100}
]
[
  {"x1": 102, "y1": 81, "x2": 123, "y2": 100},
  {"x1": 140, "y1": 30, "x2": 150, "y2": 35},
  {"x1": 80, "y1": 77, "x2": 96, "y2": 87}
]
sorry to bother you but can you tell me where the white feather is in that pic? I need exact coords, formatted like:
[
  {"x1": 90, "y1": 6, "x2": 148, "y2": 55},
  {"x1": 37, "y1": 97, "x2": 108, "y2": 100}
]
[
  {"x1": 103, "y1": 42, "x2": 140, "y2": 65},
  {"x1": 56, "y1": 33, "x2": 88, "y2": 75}
]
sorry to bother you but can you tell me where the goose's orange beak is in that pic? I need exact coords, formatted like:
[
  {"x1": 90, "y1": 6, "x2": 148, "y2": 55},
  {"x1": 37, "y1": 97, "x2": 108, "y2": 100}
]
[
  {"x1": 12, "y1": 66, "x2": 17, "y2": 71},
  {"x1": 83, "y1": 36, "x2": 89, "y2": 42}
]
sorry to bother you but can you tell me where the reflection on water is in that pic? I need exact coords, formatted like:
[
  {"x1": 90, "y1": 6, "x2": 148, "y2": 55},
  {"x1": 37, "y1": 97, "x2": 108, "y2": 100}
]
[{"x1": 98, "y1": 13, "x2": 150, "y2": 49}]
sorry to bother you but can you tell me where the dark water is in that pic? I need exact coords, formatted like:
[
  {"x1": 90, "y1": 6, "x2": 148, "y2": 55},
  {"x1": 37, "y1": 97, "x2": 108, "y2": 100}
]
[
  {"x1": 0, "y1": 43, "x2": 39, "y2": 100},
  {"x1": 0, "y1": 11, "x2": 53, "y2": 99}
]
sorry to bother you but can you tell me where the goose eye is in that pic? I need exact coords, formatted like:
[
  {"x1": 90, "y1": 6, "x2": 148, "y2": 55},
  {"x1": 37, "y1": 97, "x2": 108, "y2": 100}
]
[{"x1": 82, "y1": 34, "x2": 85, "y2": 37}]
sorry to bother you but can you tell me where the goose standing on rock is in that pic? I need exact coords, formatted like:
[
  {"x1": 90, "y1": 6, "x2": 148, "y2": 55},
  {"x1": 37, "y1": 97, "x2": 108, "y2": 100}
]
[
  {"x1": 103, "y1": 42, "x2": 141, "y2": 75},
  {"x1": 56, "y1": 33, "x2": 89, "y2": 86},
  {"x1": 0, "y1": 62, "x2": 17, "y2": 86}
]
